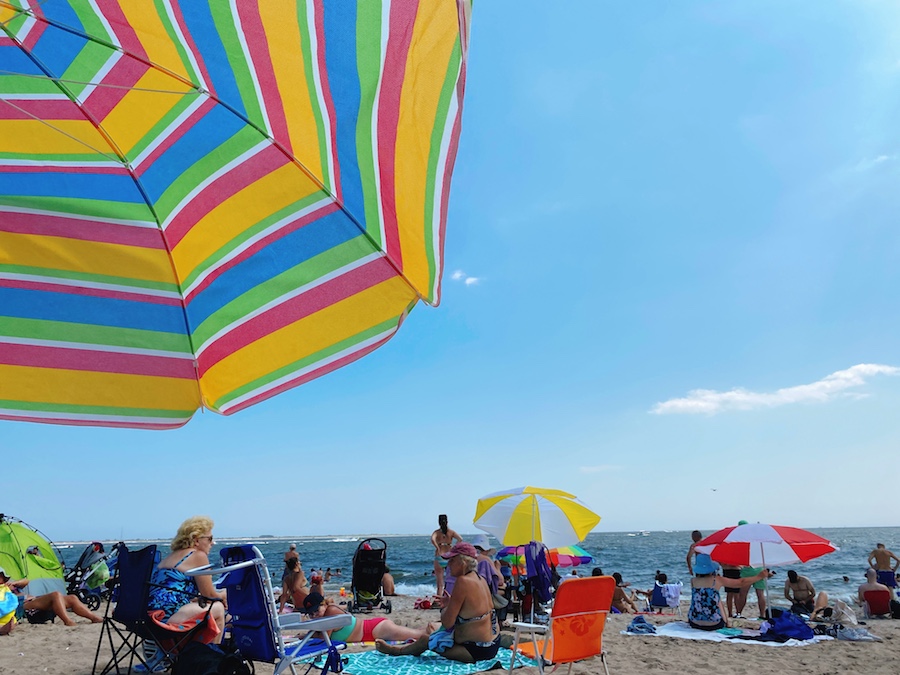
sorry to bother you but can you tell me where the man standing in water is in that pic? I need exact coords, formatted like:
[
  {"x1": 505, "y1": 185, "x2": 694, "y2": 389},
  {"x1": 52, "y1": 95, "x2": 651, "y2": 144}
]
[
  {"x1": 867, "y1": 543, "x2": 900, "y2": 589},
  {"x1": 431, "y1": 514, "x2": 461, "y2": 598}
]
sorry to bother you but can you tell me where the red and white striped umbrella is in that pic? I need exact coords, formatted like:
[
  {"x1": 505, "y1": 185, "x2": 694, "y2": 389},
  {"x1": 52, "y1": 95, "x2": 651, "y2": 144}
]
[{"x1": 694, "y1": 523, "x2": 838, "y2": 568}]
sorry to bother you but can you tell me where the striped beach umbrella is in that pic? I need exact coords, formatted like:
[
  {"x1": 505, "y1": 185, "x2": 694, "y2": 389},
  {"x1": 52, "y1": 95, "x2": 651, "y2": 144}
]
[
  {"x1": 473, "y1": 486, "x2": 601, "y2": 549},
  {"x1": 0, "y1": 0, "x2": 472, "y2": 429},
  {"x1": 497, "y1": 544, "x2": 593, "y2": 568}
]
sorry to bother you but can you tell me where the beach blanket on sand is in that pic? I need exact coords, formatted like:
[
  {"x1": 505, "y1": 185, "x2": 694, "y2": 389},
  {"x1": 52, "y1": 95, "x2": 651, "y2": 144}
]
[
  {"x1": 314, "y1": 648, "x2": 537, "y2": 675},
  {"x1": 623, "y1": 621, "x2": 833, "y2": 647}
]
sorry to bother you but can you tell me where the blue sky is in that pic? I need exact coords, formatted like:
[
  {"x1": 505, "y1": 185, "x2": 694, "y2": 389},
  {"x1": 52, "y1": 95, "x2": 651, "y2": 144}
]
[{"x1": 5, "y1": 1, "x2": 900, "y2": 542}]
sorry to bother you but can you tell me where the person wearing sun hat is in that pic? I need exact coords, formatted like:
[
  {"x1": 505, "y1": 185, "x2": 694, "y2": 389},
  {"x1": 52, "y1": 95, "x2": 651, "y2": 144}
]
[
  {"x1": 688, "y1": 557, "x2": 773, "y2": 631},
  {"x1": 376, "y1": 541, "x2": 501, "y2": 662}
]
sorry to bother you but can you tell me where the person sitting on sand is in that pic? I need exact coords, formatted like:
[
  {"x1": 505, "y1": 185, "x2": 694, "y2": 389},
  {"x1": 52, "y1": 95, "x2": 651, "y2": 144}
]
[
  {"x1": 382, "y1": 566, "x2": 396, "y2": 596},
  {"x1": 784, "y1": 570, "x2": 817, "y2": 614},
  {"x1": 377, "y1": 542, "x2": 501, "y2": 663},
  {"x1": 611, "y1": 573, "x2": 639, "y2": 613},
  {"x1": 0, "y1": 567, "x2": 102, "y2": 628},
  {"x1": 147, "y1": 515, "x2": 227, "y2": 643},
  {"x1": 857, "y1": 568, "x2": 891, "y2": 607},
  {"x1": 302, "y1": 592, "x2": 428, "y2": 644},
  {"x1": 867, "y1": 544, "x2": 900, "y2": 588},
  {"x1": 279, "y1": 557, "x2": 309, "y2": 612},
  {"x1": 688, "y1": 558, "x2": 772, "y2": 631}
]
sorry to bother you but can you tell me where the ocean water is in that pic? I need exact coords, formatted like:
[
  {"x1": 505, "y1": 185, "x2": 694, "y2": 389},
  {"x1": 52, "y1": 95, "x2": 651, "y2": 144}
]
[{"x1": 55, "y1": 527, "x2": 900, "y2": 609}]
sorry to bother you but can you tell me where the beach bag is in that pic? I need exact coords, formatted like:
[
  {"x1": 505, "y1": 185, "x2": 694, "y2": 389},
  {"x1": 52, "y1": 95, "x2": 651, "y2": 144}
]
[
  {"x1": 767, "y1": 611, "x2": 814, "y2": 641},
  {"x1": 171, "y1": 642, "x2": 251, "y2": 675},
  {"x1": 891, "y1": 599, "x2": 900, "y2": 620},
  {"x1": 492, "y1": 592, "x2": 509, "y2": 609}
]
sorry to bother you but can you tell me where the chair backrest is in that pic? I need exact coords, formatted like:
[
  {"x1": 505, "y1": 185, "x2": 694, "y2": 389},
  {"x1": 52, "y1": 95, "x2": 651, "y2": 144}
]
[
  {"x1": 111, "y1": 544, "x2": 158, "y2": 629},
  {"x1": 864, "y1": 589, "x2": 892, "y2": 616},
  {"x1": 218, "y1": 545, "x2": 278, "y2": 663},
  {"x1": 649, "y1": 582, "x2": 666, "y2": 608},
  {"x1": 546, "y1": 576, "x2": 614, "y2": 663}
]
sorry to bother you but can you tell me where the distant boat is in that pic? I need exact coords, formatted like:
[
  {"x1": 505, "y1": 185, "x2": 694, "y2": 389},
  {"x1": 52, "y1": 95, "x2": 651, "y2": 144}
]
[{"x1": 640, "y1": 531, "x2": 650, "y2": 536}]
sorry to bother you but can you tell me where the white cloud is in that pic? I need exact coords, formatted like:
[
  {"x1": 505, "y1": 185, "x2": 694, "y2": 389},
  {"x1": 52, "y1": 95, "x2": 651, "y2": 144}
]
[
  {"x1": 651, "y1": 363, "x2": 900, "y2": 415},
  {"x1": 853, "y1": 154, "x2": 896, "y2": 172},
  {"x1": 450, "y1": 269, "x2": 480, "y2": 286},
  {"x1": 578, "y1": 464, "x2": 620, "y2": 474}
]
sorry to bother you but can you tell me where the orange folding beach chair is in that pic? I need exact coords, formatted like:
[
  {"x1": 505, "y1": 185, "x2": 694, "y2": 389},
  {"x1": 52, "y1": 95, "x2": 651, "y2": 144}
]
[
  {"x1": 863, "y1": 589, "x2": 892, "y2": 618},
  {"x1": 508, "y1": 575, "x2": 614, "y2": 675}
]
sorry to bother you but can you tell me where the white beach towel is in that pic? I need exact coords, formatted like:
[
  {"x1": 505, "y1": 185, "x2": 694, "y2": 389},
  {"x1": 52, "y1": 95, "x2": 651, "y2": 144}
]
[{"x1": 622, "y1": 621, "x2": 833, "y2": 647}]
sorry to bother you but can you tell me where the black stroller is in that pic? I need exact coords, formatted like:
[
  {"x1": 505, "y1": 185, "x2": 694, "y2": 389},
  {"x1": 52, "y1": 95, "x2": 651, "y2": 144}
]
[
  {"x1": 64, "y1": 541, "x2": 115, "y2": 611},
  {"x1": 347, "y1": 538, "x2": 391, "y2": 614}
]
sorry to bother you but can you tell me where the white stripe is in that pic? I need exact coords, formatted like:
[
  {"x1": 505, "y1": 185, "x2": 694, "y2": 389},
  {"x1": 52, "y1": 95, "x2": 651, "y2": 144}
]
[
  {"x1": 0, "y1": 205, "x2": 157, "y2": 228},
  {"x1": 194, "y1": 251, "x2": 383, "y2": 357},
  {"x1": 132, "y1": 95, "x2": 207, "y2": 169},
  {"x1": 0, "y1": 336, "x2": 193, "y2": 360},
  {"x1": 1, "y1": 93, "x2": 69, "y2": 101},
  {"x1": 218, "y1": 324, "x2": 398, "y2": 413},
  {"x1": 0, "y1": 408, "x2": 189, "y2": 426},
  {"x1": 0, "y1": 271, "x2": 181, "y2": 300},
  {"x1": 0, "y1": 157, "x2": 123, "y2": 169},
  {"x1": 230, "y1": 0, "x2": 271, "y2": 137},
  {"x1": 77, "y1": 44, "x2": 122, "y2": 103},
  {"x1": 182, "y1": 196, "x2": 333, "y2": 297},
  {"x1": 367, "y1": 0, "x2": 392, "y2": 250},
  {"x1": 10, "y1": 1, "x2": 37, "y2": 42},
  {"x1": 160, "y1": 140, "x2": 270, "y2": 230},
  {"x1": 305, "y1": 0, "x2": 336, "y2": 192}
]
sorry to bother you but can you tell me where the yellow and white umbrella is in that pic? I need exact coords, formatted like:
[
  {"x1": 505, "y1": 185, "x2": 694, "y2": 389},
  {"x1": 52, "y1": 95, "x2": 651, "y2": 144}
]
[{"x1": 473, "y1": 486, "x2": 600, "y2": 549}]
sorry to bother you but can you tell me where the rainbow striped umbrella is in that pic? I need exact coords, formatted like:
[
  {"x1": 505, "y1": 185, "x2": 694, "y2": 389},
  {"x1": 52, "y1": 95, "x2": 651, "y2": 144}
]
[
  {"x1": 0, "y1": 1, "x2": 471, "y2": 429},
  {"x1": 497, "y1": 544, "x2": 593, "y2": 568}
]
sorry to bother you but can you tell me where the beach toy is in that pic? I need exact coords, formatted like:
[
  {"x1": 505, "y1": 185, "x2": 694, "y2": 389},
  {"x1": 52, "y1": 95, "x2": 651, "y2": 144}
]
[{"x1": 339, "y1": 587, "x2": 346, "y2": 597}]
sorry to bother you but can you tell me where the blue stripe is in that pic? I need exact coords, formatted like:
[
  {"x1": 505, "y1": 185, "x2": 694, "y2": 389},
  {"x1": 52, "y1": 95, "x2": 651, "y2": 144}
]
[
  {"x1": 29, "y1": 6, "x2": 86, "y2": 78},
  {"x1": 0, "y1": 288, "x2": 187, "y2": 334},
  {"x1": 0, "y1": 171, "x2": 143, "y2": 202},
  {"x1": 186, "y1": 210, "x2": 364, "y2": 327},
  {"x1": 0, "y1": 45, "x2": 45, "y2": 76},
  {"x1": 139, "y1": 105, "x2": 246, "y2": 203},
  {"x1": 322, "y1": 2, "x2": 365, "y2": 228}
]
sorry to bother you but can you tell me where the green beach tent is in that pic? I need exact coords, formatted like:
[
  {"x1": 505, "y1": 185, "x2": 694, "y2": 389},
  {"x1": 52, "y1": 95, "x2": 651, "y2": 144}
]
[{"x1": 0, "y1": 515, "x2": 66, "y2": 595}]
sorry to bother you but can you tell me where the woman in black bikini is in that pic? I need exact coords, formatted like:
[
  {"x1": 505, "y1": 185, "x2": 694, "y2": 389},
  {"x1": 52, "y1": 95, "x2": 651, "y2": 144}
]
[{"x1": 376, "y1": 542, "x2": 500, "y2": 662}]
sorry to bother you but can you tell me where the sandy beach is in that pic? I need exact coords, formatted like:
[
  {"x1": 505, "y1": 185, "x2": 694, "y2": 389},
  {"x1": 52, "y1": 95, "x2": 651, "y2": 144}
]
[{"x1": 3, "y1": 593, "x2": 899, "y2": 675}]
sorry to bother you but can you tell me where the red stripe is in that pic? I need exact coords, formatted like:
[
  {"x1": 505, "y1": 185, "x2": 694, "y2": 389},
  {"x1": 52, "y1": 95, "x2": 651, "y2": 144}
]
[
  {"x1": 0, "y1": 99, "x2": 80, "y2": 121},
  {"x1": 184, "y1": 201, "x2": 339, "y2": 303},
  {"x1": 165, "y1": 144, "x2": 290, "y2": 247},
  {"x1": 312, "y1": 1, "x2": 340, "y2": 200},
  {"x1": 433, "y1": 97, "x2": 464, "y2": 306},
  {"x1": 0, "y1": 209, "x2": 164, "y2": 248},
  {"x1": 236, "y1": 2, "x2": 291, "y2": 152},
  {"x1": 0, "y1": 413, "x2": 189, "y2": 430},
  {"x1": 376, "y1": 0, "x2": 420, "y2": 267},
  {"x1": 96, "y1": 0, "x2": 148, "y2": 60},
  {"x1": 223, "y1": 331, "x2": 395, "y2": 415},
  {"x1": 86, "y1": 56, "x2": 150, "y2": 121},
  {"x1": 135, "y1": 98, "x2": 217, "y2": 173},
  {"x1": 19, "y1": 2, "x2": 48, "y2": 50},
  {"x1": 0, "y1": 342, "x2": 196, "y2": 379},
  {"x1": 196, "y1": 257, "x2": 395, "y2": 375},
  {"x1": 0, "y1": 278, "x2": 181, "y2": 306}
]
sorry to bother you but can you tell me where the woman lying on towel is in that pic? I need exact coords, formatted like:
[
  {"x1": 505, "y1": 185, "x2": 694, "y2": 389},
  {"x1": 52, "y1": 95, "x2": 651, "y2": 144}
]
[
  {"x1": 689, "y1": 559, "x2": 773, "y2": 631},
  {"x1": 301, "y1": 592, "x2": 429, "y2": 644},
  {"x1": 147, "y1": 515, "x2": 227, "y2": 643},
  {"x1": 376, "y1": 542, "x2": 501, "y2": 663}
]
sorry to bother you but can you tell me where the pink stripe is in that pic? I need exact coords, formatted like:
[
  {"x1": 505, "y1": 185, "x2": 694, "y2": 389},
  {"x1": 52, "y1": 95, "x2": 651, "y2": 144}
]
[
  {"x1": 0, "y1": 278, "x2": 181, "y2": 306},
  {"x1": 312, "y1": 1, "x2": 340, "y2": 200},
  {"x1": 0, "y1": 414, "x2": 189, "y2": 430},
  {"x1": 0, "y1": 343, "x2": 196, "y2": 379},
  {"x1": 135, "y1": 98, "x2": 217, "y2": 174},
  {"x1": 236, "y1": 2, "x2": 291, "y2": 152},
  {"x1": 0, "y1": 209, "x2": 164, "y2": 248},
  {"x1": 376, "y1": 0, "x2": 420, "y2": 268},
  {"x1": 0, "y1": 99, "x2": 79, "y2": 121},
  {"x1": 96, "y1": 0, "x2": 148, "y2": 60},
  {"x1": 85, "y1": 57, "x2": 150, "y2": 121},
  {"x1": 19, "y1": 3, "x2": 48, "y2": 50},
  {"x1": 223, "y1": 332, "x2": 394, "y2": 415},
  {"x1": 433, "y1": 101, "x2": 464, "y2": 306},
  {"x1": 184, "y1": 201, "x2": 339, "y2": 303},
  {"x1": 196, "y1": 257, "x2": 395, "y2": 375},
  {"x1": 165, "y1": 144, "x2": 289, "y2": 248}
]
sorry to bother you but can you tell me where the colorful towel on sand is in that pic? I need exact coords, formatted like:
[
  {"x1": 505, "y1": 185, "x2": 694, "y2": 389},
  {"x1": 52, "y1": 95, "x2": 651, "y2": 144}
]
[
  {"x1": 314, "y1": 648, "x2": 537, "y2": 674},
  {"x1": 622, "y1": 621, "x2": 833, "y2": 647}
]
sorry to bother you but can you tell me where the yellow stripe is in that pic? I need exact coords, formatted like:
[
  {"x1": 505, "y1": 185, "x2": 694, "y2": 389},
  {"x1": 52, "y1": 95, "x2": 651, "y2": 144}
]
[
  {"x1": 0, "y1": 364, "x2": 199, "y2": 411},
  {"x1": 0, "y1": 120, "x2": 110, "y2": 156},
  {"x1": 200, "y1": 276, "x2": 415, "y2": 403},
  {"x1": 118, "y1": 1, "x2": 192, "y2": 82},
  {"x1": 171, "y1": 163, "x2": 320, "y2": 277},
  {"x1": 99, "y1": 69, "x2": 194, "y2": 157},
  {"x1": 0, "y1": 231, "x2": 176, "y2": 284},
  {"x1": 394, "y1": 2, "x2": 458, "y2": 296},
  {"x1": 260, "y1": 0, "x2": 323, "y2": 179}
]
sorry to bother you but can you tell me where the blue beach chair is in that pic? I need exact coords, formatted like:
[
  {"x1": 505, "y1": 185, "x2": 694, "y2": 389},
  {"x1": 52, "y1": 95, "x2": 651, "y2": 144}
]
[{"x1": 189, "y1": 545, "x2": 351, "y2": 675}]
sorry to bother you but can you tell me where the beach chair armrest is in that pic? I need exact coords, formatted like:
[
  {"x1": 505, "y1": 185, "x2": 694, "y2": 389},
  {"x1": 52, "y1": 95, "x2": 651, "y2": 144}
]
[
  {"x1": 186, "y1": 558, "x2": 260, "y2": 577},
  {"x1": 511, "y1": 621, "x2": 547, "y2": 634}
]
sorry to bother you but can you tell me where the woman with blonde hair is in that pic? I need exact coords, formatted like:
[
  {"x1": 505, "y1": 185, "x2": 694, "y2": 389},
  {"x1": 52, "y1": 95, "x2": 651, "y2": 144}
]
[{"x1": 147, "y1": 516, "x2": 227, "y2": 642}]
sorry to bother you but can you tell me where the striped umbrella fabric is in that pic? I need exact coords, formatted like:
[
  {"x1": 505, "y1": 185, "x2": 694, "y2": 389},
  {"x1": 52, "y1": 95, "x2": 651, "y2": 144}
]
[
  {"x1": 0, "y1": 0, "x2": 471, "y2": 429},
  {"x1": 694, "y1": 523, "x2": 839, "y2": 568},
  {"x1": 473, "y1": 486, "x2": 601, "y2": 549},
  {"x1": 497, "y1": 544, "x2": 593, "y2": 568}
]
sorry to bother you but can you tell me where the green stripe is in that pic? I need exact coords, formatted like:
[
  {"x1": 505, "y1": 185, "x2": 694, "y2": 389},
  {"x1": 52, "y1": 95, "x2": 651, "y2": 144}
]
[
  {"x1": 0, "y1": 195, "x2": 152, "y2": 220},
  {"x1": 0, "y1": 317, "x2": 192, "y2": 354},
  {"x1": 0, "y1": 399, "x2": 192, "y2": 420},
  {"x1": 191, "y1": 233, "x2": 374, "y2": 346},
  {"x1": 355, "y1": 0, "x2": 382, "y2": 244},
  {"x1": 212, "y1": 314, "x2": 402, "y2": 410},
  {"x1": 180, "y1": 190, "x2": 328, "y2": 290},
  {"x1": 298, "y1": 0, "x2": 331, "y2": 193},
  {"x1": 421, "y1": 40, "x2": 462, "y2": 303},
  {"x1": 63, "y1": 5, "x2": 114, "y2": 100},
  {"x1": 0, "y1": 264, "x2": 180, "y2": 294},
  {"x1": 210, "y1": 3, "x2": 265, "y2": 130}
]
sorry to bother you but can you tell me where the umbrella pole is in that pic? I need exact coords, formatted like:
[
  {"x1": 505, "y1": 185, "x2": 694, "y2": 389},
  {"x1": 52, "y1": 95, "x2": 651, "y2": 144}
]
[{"x1": 760, "y1": 544, "x2": 770, "y2": 619}]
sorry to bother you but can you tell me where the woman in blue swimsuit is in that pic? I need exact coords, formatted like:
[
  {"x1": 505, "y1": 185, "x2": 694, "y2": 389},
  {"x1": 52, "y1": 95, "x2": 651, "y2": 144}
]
[{"x1": 147, "y1": 516, "x2": 227, "y2": 643}]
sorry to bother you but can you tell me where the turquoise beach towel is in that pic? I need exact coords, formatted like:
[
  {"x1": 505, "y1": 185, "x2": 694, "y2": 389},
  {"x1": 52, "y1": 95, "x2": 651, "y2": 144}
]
[{"x1": 315, "y1": 647, "x2": 538, "y2": 675}]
